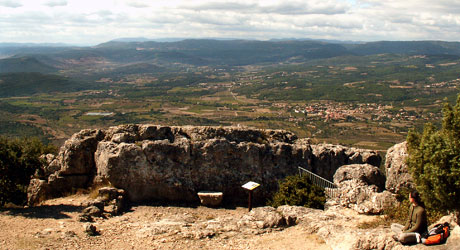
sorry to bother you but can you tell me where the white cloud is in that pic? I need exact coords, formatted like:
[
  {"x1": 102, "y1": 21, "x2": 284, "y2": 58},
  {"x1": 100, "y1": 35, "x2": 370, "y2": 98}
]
[
  {"x1": 0, "y1": 0, "x2": 22, "y2": 8},
  {"x1": 1, "y1": 0, "x2": 460, "y2": 44},
  {"x1": 45, "y1": 0, "x2": 67, "y2": 7},
  {"x1": 184, "y1": 1, "x2": 349, "y2": 15},
  {"x1": 126, "y1": 1, "x2": 149, "y2": 8}
]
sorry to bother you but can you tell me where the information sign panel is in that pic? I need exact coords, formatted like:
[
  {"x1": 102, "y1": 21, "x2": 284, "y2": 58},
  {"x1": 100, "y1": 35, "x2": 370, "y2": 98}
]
[{"x1": 242, "y1": 181, "x2": 260, "y2": 190}]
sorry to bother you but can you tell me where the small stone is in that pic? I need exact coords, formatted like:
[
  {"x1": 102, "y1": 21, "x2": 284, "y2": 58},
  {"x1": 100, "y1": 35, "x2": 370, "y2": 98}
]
[
  {"x1": 83, "y1": 223, "x2": 98, "y2": 236},
  {"x1": 62, "y1": 231, "x2": 77, "y2": 238},
  {"x1": 78, "y1": 214, "x2": 94, "y2": 222},
  {"x1": 82, "y1": 205, "x2": 103, "y2": 217}
]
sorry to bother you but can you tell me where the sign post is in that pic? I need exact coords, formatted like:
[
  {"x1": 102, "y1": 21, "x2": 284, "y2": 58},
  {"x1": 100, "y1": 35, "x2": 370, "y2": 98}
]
[{"x1": 242, "y1": 181, "x2": 260, "y2": 212}]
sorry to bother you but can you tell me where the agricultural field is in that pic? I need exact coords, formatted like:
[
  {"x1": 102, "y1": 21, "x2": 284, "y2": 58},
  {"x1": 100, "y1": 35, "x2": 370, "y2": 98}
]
[{"x1": 1, "y1": 41, "x2": 460, "y2": 150}]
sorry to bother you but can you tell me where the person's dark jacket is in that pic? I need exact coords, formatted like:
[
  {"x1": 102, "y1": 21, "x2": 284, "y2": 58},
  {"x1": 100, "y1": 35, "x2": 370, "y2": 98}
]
[{"x1": 403, "y1": 204, "x2": 428, "y2": 234}]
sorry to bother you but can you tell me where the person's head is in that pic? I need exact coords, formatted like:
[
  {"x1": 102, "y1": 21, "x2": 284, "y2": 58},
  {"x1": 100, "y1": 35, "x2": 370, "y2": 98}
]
[{"x1": 409, "y1": 190, "x2": 422, "y2": 206}]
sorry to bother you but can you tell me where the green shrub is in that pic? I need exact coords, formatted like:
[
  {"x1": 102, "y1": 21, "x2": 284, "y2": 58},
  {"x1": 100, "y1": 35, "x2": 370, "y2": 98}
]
[
  {"x1": 0, "y1": 136, "x2": 56, "y2": 206},
  {"x1": 406, "y1": 95, "x2": 460, "y2": 214},
  {"x1": 268, "y1": 175, "x2": 326, "y2": 209}
]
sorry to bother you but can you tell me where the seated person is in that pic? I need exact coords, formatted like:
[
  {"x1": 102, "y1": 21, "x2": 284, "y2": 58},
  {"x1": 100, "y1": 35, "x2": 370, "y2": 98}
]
[{"x1": 391, "y1": 190, "x2": 428, "y2": 244}]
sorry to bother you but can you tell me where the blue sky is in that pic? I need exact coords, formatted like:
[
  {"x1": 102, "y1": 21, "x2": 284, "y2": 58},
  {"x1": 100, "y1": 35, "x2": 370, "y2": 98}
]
[{"x1": 1, "y1": 0, "x2": 460, "y2": 45}]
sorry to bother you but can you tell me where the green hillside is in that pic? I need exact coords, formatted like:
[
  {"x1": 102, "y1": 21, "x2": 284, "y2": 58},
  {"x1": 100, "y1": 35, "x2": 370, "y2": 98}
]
[
  {"x1": 0, "y1": 73, "x2": 97, "y2": 97},
  {"x1": 0, "y1": 57, "x2": 57, "y2": 74}
]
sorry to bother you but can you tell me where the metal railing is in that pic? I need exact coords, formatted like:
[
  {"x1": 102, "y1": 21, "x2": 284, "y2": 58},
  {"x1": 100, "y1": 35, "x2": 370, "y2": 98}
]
[{"x1": 298, "y1": 166, "x2": 338, "y2": 198}]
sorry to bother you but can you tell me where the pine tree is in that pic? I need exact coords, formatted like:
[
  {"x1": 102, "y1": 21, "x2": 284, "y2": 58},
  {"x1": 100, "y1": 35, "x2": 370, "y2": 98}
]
[
  {"x1": 0, "y1": 137, "x2": 56, "y2": 206},
  {"x1": 406, "y1": 95, "x2": 460, "y2": 212}
]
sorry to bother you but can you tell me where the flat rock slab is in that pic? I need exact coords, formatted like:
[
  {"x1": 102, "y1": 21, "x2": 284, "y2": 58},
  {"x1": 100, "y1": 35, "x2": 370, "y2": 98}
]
[{"x1": 197, "y1": 191, "x2": 223, "y2": 207}]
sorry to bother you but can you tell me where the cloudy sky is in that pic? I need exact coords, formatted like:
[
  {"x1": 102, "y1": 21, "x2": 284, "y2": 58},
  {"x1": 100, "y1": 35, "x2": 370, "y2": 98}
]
[{"x1": 1, "y1": 0, "x2": 460, "y2": 45}]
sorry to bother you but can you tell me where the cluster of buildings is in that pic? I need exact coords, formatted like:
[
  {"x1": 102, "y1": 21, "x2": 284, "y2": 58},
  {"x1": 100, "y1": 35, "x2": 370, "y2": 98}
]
[{"x1": 288, "y1": 102, "x2": 437, "y2": 123}]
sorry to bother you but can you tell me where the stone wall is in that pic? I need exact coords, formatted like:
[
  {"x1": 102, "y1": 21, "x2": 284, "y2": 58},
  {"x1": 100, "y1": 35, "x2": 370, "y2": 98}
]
[{"x1": 27, "y1": 124, "x2": 381, "y2": 205}]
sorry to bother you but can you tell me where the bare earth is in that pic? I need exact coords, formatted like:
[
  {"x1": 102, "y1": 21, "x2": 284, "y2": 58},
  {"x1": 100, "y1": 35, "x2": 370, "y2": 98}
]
[{"x1": 0, "y1": 195, "x2": 331, "y2": 250}]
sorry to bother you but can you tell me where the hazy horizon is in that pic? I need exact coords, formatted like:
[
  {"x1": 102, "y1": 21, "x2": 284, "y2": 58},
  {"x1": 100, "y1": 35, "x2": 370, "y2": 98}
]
[{"x1": 1, "y1": 0, "x2": 460, "y2": 45}]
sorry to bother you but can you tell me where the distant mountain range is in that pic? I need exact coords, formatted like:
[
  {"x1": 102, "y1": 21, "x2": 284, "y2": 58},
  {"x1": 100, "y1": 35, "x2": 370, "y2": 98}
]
[{"x1": 1, "y1": 39, "x2": 460, "y2": 74}]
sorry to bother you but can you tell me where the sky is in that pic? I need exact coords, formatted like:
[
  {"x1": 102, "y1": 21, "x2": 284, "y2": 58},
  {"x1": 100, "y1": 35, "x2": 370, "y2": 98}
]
[{"x1": 1, "y1": 0, "x2": 460, "y2": 45}]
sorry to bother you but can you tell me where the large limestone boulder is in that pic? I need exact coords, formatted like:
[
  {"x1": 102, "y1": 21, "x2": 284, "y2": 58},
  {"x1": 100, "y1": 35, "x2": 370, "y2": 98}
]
[
  {"x1": 331, "y1": 164, "x2": 397, "y2": 214},
  {"x1": 334, "y1": 163, "x2": 386, "y2": 191},
  {"x1": 384, "y1": 142, "x2": 415, "y2": 193},
  {"x1": 59, "y1": 129, "x2": 105, "y2": 175},
  {"x1": 311, "y1": 144, "x2": 381, "y2": 181}
]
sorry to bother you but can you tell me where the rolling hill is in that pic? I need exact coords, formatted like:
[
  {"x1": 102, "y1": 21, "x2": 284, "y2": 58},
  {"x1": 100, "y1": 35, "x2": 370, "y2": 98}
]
[
  {"x1": 0, "y1": 57, "x2": 57, "y2": 74},
  {"x1": 0, "y1": 72, "x2": 97, "y2": 97},
  {"x1": 2, "y1": 39, "x2": 460, "y2": 73}
]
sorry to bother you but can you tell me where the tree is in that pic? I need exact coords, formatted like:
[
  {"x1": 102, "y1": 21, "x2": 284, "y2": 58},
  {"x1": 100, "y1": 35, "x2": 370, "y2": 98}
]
[
  {"x1": 406, "y1": 95, "x2": 460, "y2": 213},
  {"x1": 268, "y1": 175, "x2": 326, "y2": 209},
  {"x1": 0, "y1": 137, "x2": 56, "y2": 206}
]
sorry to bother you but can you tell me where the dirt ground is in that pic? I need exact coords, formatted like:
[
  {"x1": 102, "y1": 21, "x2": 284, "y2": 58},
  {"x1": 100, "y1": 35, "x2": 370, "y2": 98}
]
[{"x1": 0, "y1": 195, "x2": 331, "y2": 250}]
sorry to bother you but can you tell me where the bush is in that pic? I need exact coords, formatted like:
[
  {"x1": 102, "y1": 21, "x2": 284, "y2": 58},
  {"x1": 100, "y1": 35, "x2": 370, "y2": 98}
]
[
  {"x1": 268, "y1": 175, "x2": 326, "y2": 209},
  {"x1": 0, "y1": 136, "x2": 56, "y2": 206},
  {"x1": 406, "y1": 95, "x2": 460, "y2": 213}
]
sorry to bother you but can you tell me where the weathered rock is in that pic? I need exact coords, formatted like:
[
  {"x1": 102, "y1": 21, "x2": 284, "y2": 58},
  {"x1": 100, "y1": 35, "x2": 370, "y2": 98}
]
[
  {"x1": 276, "y1": 205, "x2": 319, "y2": 226},
  {"x1": 352, "y1": 229, "x2": 400, "y2": 250},
  {"x1": 27, "y1": 179, "x2": 49, "y2": 205},
  {"x1": 38, "y1": 154, "x2": 60, "y2": 177},
  {"x1": 97, "y1": 187, "x2": 125, "y2": 202},
  {"x1": 82, "y1": 206, "x2": 103, "y2": 217},
  {"x1": 334, "y1": 163, "x2": 386, "y2": 191},
  {"x1": 77, "y1": 214, "x2": 93, "y2": 222},
  {"x1": 78, "y1": 187, "x2": 126, "y2": 220},
  {"x1": 446, "y1": 226, "x2": 460, "y2": 249},
  {"x1": 40, "y1": 153, "x2": 56, "y2": 165},
  {"x1": 83, "y1": 223, "x2": 98, "y2": 236},
  {"x1": 238, "y1": 206, "x2": 286, "y2": 229},
  {"x1": 331, "y1": 164, "x2": 397, "y2": 214},
  {"x1": 59, "y1": 129, "x2": 105, "y2": 175},
  {"x1": 433, "y1": 213, "x2": 459, "y2": 228},
  {"x1": 385, "y1": 142, "x2": 415, "y2": 193},
  {"x1": 85, "y1": 199, "x2": 105, "y2": 210},
  {"x1": 28, "y1": 125, "x2": 381, "y2": 205},
  {"x1": 311, "y1": 144, "x2": 382, "y2": 181}
]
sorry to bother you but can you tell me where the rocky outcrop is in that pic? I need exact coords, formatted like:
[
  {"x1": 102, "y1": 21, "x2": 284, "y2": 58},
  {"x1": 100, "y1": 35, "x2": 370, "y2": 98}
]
[
  {"x1": 28, "y1": 129, "x2": 105, "y2": 204},
  {"x1": 334, "y1": 164, "x2": 386, "y2": 191},
  {"x1": 384, "y1": 142, "x2": 415, "y2": 193},
  {"x1": 329, "y1": 164, "x2": 397, "y2": 214},
  {"x1": 28, "y1": 124, "x2": 381, "y2": 206},
  {"x1": 311, "y1": 144, "x2": 382, "y2": 181}
]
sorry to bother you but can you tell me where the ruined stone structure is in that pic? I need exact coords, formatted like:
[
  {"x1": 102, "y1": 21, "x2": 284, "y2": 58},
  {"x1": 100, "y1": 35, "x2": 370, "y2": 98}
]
[{"x1": 27, "y1": 124, "x2": 381, "y2": 206}]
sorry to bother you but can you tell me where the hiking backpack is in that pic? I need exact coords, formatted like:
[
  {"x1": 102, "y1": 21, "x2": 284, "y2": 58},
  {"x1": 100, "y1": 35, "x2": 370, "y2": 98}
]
[{"x1": 423, "y1": 222, "x2": 450, "y2": 245}]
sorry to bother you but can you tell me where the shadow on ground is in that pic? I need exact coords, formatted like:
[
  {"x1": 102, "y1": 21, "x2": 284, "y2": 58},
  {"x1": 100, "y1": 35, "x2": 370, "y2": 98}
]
[{"x1": 0, "y1": 204, "x2": 83, "y2": 219}]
